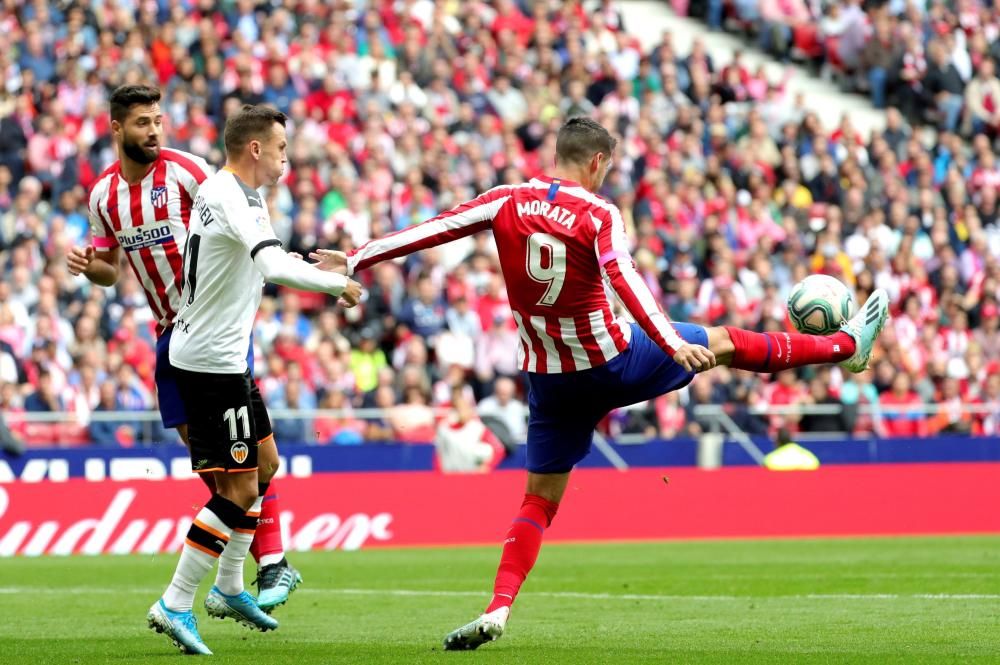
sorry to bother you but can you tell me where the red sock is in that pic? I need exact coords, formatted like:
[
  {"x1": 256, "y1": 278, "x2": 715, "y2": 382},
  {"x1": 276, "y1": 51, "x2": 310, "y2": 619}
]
[
  {"x1": 485, "y1": 494, "x2": 559, "y2": 614},
  {"x1": 249, "y1": 481, "x2": 284, "y2": 566},
  {"x1": 724, "y1": 327, "x2": 855, "y2": 372}
]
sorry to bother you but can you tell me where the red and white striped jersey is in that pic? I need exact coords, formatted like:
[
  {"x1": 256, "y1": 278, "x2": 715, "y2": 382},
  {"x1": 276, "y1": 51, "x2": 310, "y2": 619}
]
[
  {"x1": 347, "y1": 175, "x2": 687, "y2": 374},
  {"x1": 87, "y1": 148, "x2": 211, "y2": 333}
]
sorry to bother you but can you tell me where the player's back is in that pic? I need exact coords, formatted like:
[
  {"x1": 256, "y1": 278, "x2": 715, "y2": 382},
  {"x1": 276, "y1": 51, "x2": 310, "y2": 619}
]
[
  {"x1": 491, "y1": 176, "x2": 630, "y2": 374},
  {"x1": 169, "y1": 169, "x2": 272, "y2": 375}
]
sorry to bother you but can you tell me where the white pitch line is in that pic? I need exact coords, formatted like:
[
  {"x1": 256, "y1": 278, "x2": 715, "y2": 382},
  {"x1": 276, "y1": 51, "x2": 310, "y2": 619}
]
[{"x1": 0, "y1": 587, "x2": 997, "y2": 601}]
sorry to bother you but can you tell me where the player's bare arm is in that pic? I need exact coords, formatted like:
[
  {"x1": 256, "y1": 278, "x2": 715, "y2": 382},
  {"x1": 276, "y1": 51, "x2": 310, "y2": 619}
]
[
  {"x1": 309, "y1": 248, "x2": 349, "y2": 274},
  {"x1": 67, "y1": 245, "x2": 122, "y2": 286}
]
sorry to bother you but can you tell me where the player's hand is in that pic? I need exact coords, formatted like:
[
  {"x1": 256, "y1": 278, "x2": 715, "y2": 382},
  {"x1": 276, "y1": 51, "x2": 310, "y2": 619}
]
[
  {"x1": 309, "y1": 249, "x2": 349, "y2": 275},
  {"x1": 67, "y1": 246, "x2": 95, "y2": 276},
  {"x1": 673, "y1": 344, "x2": 716, "y2": 373},
  {"x1": 338, "y1": 279, "x2": 363, "y2": 308}
]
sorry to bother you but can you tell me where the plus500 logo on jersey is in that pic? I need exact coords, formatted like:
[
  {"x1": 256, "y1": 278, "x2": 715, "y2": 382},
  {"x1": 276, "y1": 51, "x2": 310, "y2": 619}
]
[{"x1": 116, "y1": 221, "x2": 174, "y2": 251}]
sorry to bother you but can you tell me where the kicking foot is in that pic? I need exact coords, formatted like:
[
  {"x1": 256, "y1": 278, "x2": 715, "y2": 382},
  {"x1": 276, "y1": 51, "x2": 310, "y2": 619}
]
[
  {"x1": 256, "y1": 558, "x2": 303, "y2": 613},
  {"x1": 443, "y1": 606, "x2": 510, "y2": 651},
  {"x1": 147, "y1": 599, "x2": 212, "y2": 655},
  {"x1": 839, "y1": 288, "x2": 890, "y2": 373},
  {"x1": 205, "y1": 585, "x2": 278, "y2": 632}
]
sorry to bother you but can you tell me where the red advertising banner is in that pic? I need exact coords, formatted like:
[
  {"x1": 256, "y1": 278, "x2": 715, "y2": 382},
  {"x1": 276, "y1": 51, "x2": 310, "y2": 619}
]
[{"x1": 1, "y1": 463, "x2": 998, "y2": 557}]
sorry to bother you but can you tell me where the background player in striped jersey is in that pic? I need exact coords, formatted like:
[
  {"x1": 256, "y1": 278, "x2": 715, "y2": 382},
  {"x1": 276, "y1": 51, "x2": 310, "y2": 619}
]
[
  {"x1": 312, "y1": 117, "x2": 890, "y2": 650},
  {"x1": 65, "y1": 85, "x2": 302, "y2": 611}
]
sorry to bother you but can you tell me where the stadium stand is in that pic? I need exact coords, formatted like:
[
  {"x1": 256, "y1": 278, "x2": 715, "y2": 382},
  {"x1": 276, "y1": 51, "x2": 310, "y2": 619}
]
[{"x1": 0, "y1": 0, "x2": 998, "y2": 447}]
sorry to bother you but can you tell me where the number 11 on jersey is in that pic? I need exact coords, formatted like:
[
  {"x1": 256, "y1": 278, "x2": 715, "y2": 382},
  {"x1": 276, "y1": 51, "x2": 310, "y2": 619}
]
[
  {"x1": 526, "y1": 233, "x2": 566, "y2": 306},
  {"x1": 223, "y1": 406, "x2": 250, "y2": 441}
]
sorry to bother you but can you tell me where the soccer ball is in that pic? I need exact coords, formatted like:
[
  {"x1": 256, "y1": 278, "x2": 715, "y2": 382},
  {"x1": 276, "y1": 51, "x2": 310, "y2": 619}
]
[{"x1": 787, "y1": 275, "x2": 856, "y2": 335}]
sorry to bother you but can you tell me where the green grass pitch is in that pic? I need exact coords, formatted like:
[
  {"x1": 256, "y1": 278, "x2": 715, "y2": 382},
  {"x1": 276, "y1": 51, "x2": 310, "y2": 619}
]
[{"x1": 1, "y1": 536, "x2": 999, "y2": 664}]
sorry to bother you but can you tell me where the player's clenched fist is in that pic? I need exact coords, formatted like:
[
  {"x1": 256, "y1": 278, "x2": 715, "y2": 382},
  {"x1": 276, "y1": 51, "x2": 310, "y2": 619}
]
[
  {"x1": 673, "y1": 344, "x2": 716, "y2": 373},
  {"x1": 339, "y1": 279, "x2": 363, "y2": 308},
  {"x1": 67, "y1": 246, "x2": 96, "y2": 276},
  {"x1": 309, "y1": 249, "x2": 348, "y2": 275}
]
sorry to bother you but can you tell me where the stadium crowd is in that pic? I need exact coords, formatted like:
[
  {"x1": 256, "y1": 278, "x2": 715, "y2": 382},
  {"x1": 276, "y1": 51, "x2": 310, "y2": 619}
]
[
  {"x1": 683, "y1": 0, "x2": 1000, "y2": 130},
  {"x1": 1, "y1": 0, "x2": 999, "y2": 449}
]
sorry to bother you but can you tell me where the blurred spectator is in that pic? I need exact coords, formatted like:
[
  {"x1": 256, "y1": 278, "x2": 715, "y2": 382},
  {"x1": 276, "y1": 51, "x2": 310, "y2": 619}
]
[
  {"x1": 800, "y1": 376, "x2": 851, "y2": 434},
  {"x1": 314, "y1": 389, "x2": 367, "y2": 446},
  {"x1": 763, "y1": 428, "x2": 820, "y2": 470},
  {"x1": 477, "y1": 377, "x2": 528, "y2": 444},
  {"x1": 880, "y1": 372, "x2": 929, "y2": 437},
  {"x1": 89, "y1": 380, "x2": 138, "y2": 446},
  {"x1": 965, "y1": 60, "x2": 1000, "y2": 137},
  {"x1": 388, "y1": 386, "x2": 436, "y2": 444},
  {"x1": 435, "y1": 386, "x2": 505, "y2": 473},
  {"x1": 24, "y1": 370, "x2": 63, "y2": 412}
]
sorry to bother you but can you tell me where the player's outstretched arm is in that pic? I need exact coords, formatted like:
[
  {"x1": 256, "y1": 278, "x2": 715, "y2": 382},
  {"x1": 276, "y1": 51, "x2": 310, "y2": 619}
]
[
  {"x1": 253, "y1": 244, "x2": 362, "y2": 306},
  {"x1": 309, "y1": 249, "x2": 348, "y2": 275},
  {"x1": 67, "y1": 245, "x2": 122, "y2": 287},
  {"x1": 344, "y1": 186, "x2": 513, "y2": 275}
]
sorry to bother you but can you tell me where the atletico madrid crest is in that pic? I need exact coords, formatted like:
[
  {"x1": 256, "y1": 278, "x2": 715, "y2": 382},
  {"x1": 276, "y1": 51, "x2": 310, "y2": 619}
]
[{"x1": 150, "y1": 185, "x2": 168, "y2": 209}]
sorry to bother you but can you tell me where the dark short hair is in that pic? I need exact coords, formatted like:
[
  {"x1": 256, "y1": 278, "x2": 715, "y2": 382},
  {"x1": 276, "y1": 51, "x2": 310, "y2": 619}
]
[
  {"x1": 109, "y1": 85, "x2": 161, "y2": 123},
  {"x1": 555, "y1": 117, "x2": 616, "y2": 166},
  {"x1": 223, "y1": 104, "x2": 288, "y2": 156}
]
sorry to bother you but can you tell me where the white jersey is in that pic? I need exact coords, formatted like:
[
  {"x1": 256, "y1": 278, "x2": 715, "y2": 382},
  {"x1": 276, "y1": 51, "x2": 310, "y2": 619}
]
[{"x1": 169, "y1": 169, "x2": 280, "y2": 374}]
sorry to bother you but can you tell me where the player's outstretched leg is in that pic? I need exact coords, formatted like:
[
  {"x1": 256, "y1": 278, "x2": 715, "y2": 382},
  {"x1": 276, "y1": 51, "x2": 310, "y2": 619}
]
[
  {"x1": 835, "y1": 288, "x2": 890, "y2": 372},
  {"x1": 716, "y1": 289, "x2": 890, "y2": 374},
  {"x1": 444, "y1": 480, "x2": 563, "y2": 651}
]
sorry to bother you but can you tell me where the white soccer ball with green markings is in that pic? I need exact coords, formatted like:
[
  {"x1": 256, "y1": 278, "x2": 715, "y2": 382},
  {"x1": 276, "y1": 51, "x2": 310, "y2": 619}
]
[{"x1": 787, "y1": 275, "x2": 856, "y2": 335}]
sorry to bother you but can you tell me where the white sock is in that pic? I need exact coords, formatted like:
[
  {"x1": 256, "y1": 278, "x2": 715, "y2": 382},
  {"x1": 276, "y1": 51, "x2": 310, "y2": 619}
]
[
  {"x1": 162, "y1": 499, "x2": 236, "y2": 611},
  {"x1": 215, "y1": 496, "x2": 263, "y2": 596},
  {"x1": 259, "y1": 552, "x2": 285, "y2": 567}
]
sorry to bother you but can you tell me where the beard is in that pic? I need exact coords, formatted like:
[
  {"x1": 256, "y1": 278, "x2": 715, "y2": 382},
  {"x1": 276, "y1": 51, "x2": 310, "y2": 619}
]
[{"x1": 122, "y1": 139, "x2": 159, "y2": 164}]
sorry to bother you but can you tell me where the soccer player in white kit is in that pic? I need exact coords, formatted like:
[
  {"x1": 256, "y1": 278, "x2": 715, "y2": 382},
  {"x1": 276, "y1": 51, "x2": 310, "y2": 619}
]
[
  {"x1": 68, "y1": 85, "x2": 308, "y2": 611},
  {"x1": 146, "y1": 104, "x2": 362, "y2": 656}
]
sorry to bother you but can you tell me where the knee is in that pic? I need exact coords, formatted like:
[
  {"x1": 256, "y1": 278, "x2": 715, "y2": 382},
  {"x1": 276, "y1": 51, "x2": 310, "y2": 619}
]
[
  {"x1": 257, "y1": 458, "x2": 281, "y2": 483},
  {"x1": 228, "y1": 484, "x2": 259, "y2": 511},
  {"x1": 258, "y1": 454, "x2": 280, "y2": 484},
  {"x1": 257, "y1": 435, "x2": 280, "y2": 483},
  {"x1": 217, "y1": 475, "x2": 259, "y2": 511}
]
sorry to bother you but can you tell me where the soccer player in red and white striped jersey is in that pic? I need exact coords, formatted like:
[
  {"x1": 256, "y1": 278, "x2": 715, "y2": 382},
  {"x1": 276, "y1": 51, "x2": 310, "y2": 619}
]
[
  {"x1": 84, "y1": 136, "x2": 204, "y2": 333},
  {"x1": 66, "y1": 85, "x2": 300, "y2": 612},
  {"x1": 313, "y1": 117, "x2": 889, "y2": 649}
]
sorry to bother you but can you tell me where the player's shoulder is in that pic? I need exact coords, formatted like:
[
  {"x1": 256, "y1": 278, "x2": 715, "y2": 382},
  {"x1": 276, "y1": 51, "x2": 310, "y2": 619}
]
[
  {"x1": 160, "y1": 148, "x2": 211, "y2": 180},
  {"x1": 230, "y1": 173, "x2": 265, "y2": 209},
  {"x1": 201, "y1": 170, "x2": 264, "y2": 210},
  {"x1": 87, "y1": 162, "x2": 120, "y2": 206}
]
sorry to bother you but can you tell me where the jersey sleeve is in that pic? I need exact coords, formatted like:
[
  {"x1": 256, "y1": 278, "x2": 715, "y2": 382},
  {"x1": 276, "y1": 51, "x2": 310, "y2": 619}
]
[
  {"x1": 347, "y1": 186, "x2": 513, "y2": 274},
  {"x1": 164, "y1": 149, "x2": 212, "y2": 200},
  {"x1": 216, "y1": 190, "x2": 282, "y2": 259},
  {"x1": 593, "y1": 204, "x2": 686, "y2": 356},
  {"x1": 87, "y1": 183, "x2": 118, "y2": 250}
]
